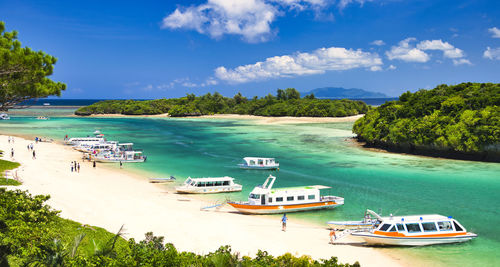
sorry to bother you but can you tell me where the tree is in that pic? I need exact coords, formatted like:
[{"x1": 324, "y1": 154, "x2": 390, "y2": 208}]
[
  {"x1": 0, "y1": 22, "x2": 66, "y2": 111},
  {"x1": 285, "y1": 88, "x2": 300, "y2": 100}
]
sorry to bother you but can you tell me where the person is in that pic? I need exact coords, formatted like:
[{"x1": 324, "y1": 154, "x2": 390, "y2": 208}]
[
  {"x1": 329, "y1": 229, "x2": 337, "y2": 244},
  {"x1": 281, "y1": 213, "x2": 287, "y2": 232},
  {"x1": 7, "y1": 136, "x2": 10, "y2": 143},
  {"x1": 77, "y1": 163, "x2": 80, "y2": 173},
  {"x1": 27, "y1": 144, "x2": 30, "y2": 151},
  {"x1": 71, "y1": 161, "x2": 74, "y2": 172},
  {"x1": 93, "y1": 161, "x2": 96, "y2": 168},
  {"x1": 11, "y1": 148, "x2": 14, "y2": 158},
  {"x1": 32, "y1": 150, "x2": 36, "y2": 159},
  {"x1": 65, "y1": 134, "x2": 68, "y2": 141},
  {"x1": 120, "y1": 161, "x2": 123, "y2": 169},
  {"x1": 74, "y1": 161, "x2": 77, "y2": 171}
]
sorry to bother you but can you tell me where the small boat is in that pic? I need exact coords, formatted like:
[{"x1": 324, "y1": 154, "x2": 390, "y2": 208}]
[
  {"x1": 0, "y1": 113, "x2": 10, "y2": 120},
  {"x1": 94, "y1": 150, "x2": 146, "y2": 163},
  {"x1": 37, "y1": 116, "x2": 49, "y2": 120},
  {"x1": 149, "y1": 176, "x2": 176, "y2": 183},
  {"x1": 238, "y1": 157, "x2": 279, "y2": 170},
  {"x1": 65, "y1": 131, "x2": 106, "y2": 146},
  {"x1": 350, "y1": 212, "x2": 477, "y2": 246},
  {"x1": 327, "y1": 209, "x2": 379, "y2": 230},
  {"x1": 227, "y1": 175, "x2": 344, "y2": 214},
  {"x1": 43, "y1": 103, "x2": 50, "y2": 106},
  {"x1": 175, "y1": 176, "x2": 242, "y2": 194}
]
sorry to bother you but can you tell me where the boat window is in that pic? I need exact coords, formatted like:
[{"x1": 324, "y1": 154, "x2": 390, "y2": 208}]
[
  {"x1": 215, "y1": 181, "x2": 222, "y2": 186},
  {"x1": 200, "y1": 182, "x2": 206, "y2": 187},
  {"x1": 186, "y1": 178, "x2": 191, "y2": 184},
  {"x1": 249, "y1": 194, "x2": 260, "y2": 199},
  {"x1": 437, "y1": 221, "x2": 453, "y2": 231},
  {"x1": 422, "y1": 222, "x2": 437, "y2": 232},
  {"x1": 308, "y1": 195, "x2": 315, "y2": 200},
  {"x1": 405, "y1": 223, "x2": 422, "y2": 233},
  {"x1": 268, "y1": 198, "x2": 272, "y2": 203},
  {"x1": 379, "y1": 224, "x2": 391, "y2": 231},
  {"x1": 196, "y1": 182, "x2": 202, "y2": 187},
  {"x1": 297, "y1": 196, "x2": 305, "y2": 201},
  {"x1": 207, "y1": 182, "x2": 214, "y2": 187},
  {"x1": 396, "y1": 224, "x2": 405, "y2": 231},
  {"x1": 276, "y1": 197, "x2": 283, "y2": 202},
  {"x1": 453, "y1": 221, "x2": 464, "y2": 232},
  {"x1": 223, "y1": 181, "x2": 229, "y2": 186},
  {"x1": 388, "y1": 226, "x2": 397, "y2": 232}
]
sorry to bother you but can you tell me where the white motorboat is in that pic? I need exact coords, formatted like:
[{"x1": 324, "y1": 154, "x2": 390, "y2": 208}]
[
  {"x1": 65, "y1": 131, "x2": 106, "y2": 146},
  {"x1": 175, "y1": 176, "x2": 242, "y2": 194},
  {"x1": 351, "y1": 212, "x2": 477, "y2": 246},
  {"x1": 227, "y1": 175, "x2": 344, "y2": 214},
  {"x1": 327, "y1": 209, "x2": 380, "y2": 230},
  {"x1": 238, "y1": 157, "x2": 279, "y2": 170},
  {"x1": 94, "y1": 150, "x2": 146, "y2": 163},
  {"x1": 0, "y1": 113, "x2": 10, "y2": 120},
  {"x1": 37, "y1": 116, "x2": 49, "y2": 120},
  {"x1": 149, "y1": 176, "x2": 176, "y2": 183}
]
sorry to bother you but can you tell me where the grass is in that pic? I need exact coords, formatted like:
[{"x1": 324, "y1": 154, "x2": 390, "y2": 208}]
[{"x1": 0, "y1": 158, "x2": 21, "y2": 185}]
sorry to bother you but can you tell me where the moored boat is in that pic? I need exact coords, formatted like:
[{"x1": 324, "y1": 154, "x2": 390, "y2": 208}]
[
  {"x1": 65, "y1": 131, "x2": 106, "y2": 146},
  {"x1": 227, "y1": 175, "x2": 344, "y2": 214},
  {"x1": 351, "y1": 213, "x2": 477, "y2": 246},
  {"x1": 0, "y1": 113, "x2": 10, "y2": 120},
  {"x1": 175, "y1": 176, "x2": 242, "y2": 194},
  {"x1": 238, "y1": 157, "x2": 279, "y2": 170},
  {"x1": 149, "y1": 176, "x2": 176, "y2": 183},
  {"x1": 327, "y1": 209, "x2": 380, "y2": 230}
]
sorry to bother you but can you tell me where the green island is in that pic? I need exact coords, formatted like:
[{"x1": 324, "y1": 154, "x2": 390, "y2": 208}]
[
  {"x1": 75, "y1": 88, "x2": 369, "y2": 117},
  {"x1": 353, "y1": 82, "x2": 500, "y2": 162},
  {"x1": 0, "y1": 188, "x2": 358, "y2": 267}
]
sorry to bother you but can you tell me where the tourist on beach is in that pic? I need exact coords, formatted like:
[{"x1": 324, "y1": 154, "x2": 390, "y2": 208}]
[
  {"x1": 71, "y1": 161, "x2": 74, "y2": 172},
  {"x1": 93, "y1": 161, "x2": 96, "y2": 168},
  {"x1": 281, "y1": 213, "x2": 287, "y2": 232},
  {"x1": 11, "y1": 148, "x2": 14, "y2": 158},
  {"x1": 74, "y1": 161, "x2": 77, "y2": 171},
  {"x1": 32, "y1": 150, "x2": 36, "y2": 159},
  {"x1": 77, "y1": 163, "x2": 80, "y2": 173},
  {"x1": 7, "y1": 136, "x2": 10, "y2": 143},
  {"x1": 329, "y1": 229, "x2": 337, "y2": 244},
  {"x1": 120, "y1": 161, "x2": 123, "y2": 169}
]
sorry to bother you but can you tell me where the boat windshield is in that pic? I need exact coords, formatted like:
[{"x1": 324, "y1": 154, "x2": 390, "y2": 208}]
[
  {"x1": 379, "y1": 224, "x2": 391, "y2": 231},
  {"x1": 249, "y1": 193, "x2": 260, "y2": 199},
  {"x1": 185, "y1": 178, "x2": 192, "y2": 185},
  {"x1": 437, "y1": 221, "x2": 453, "y2": 231}
]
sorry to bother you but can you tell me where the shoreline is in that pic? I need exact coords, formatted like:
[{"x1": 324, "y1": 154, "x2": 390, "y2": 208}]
[
  {"x1": 0, "y1": 133, "x2": 403, "y2": 267},
  {"x1": 81, "y1": 113, "x2": 365, "y2": 125}
]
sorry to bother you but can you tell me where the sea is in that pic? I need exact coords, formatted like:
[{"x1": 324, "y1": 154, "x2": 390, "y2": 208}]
[{"x1": 1, "y1": 102, "x2": 499, "y2": 267}]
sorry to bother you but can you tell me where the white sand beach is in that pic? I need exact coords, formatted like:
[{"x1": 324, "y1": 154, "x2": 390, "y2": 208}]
[
  {"x1": 85, "y1": 113, "x2": 364, "y2": 125},
  {"x1": 1, "y1": 134, "x2": 402, "y2": 267}
]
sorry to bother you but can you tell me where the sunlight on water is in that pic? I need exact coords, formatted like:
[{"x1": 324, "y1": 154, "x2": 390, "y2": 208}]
[{"x1": 1, "y1": 111, "x2": 499, "y2": 267}]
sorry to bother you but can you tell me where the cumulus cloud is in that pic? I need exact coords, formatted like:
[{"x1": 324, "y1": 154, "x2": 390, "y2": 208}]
[
  {"x1": 488, "y1": 27, "x2": 500, "y2": 38},
  {"x1": 162, "y1": 0, "x2": 368, "y2": 42},
  {"x1": 483, "y1": 47, "x2": 500, "y2": 60},
  {"x1": 370, "y1": 40, "x2": 385, "y2": 46},
  {"x1": 214, "y1": 46, "x2": 383, "y2": 83},
  {"x1": 338, "y1": 0, "x2": 370, "y2": 10},
  {"x1": 387, "y1": 64, "x2": 396, "y2": 70},
  {"x1": 386, "y1": 38, "x2": 469, "y2": 64},
  {"x1": 386, "y1": 38, "x2": 430, "y2": 62}
]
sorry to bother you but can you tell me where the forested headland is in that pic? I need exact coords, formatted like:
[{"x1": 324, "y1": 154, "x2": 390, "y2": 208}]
[
  {"x1": 353, "y1": 83, "x2": 500, "y2": 162},
  {"x1": 74, "y1": 88, "x2": 369, "y2": 117},
  {"x1": 0, "y1": 188, "x2": 359, "y2": 266}
]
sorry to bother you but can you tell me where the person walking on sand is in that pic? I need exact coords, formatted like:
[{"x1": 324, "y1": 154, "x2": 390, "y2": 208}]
[
  {"x1": 11, "y1": 148, "x2": 14, "y2": 158},
  {"x1": 329, "y1": 229, "x2": 337, "y2": 244},
  {"x1": 71, "y1": 161, "x2": 74, "y2": 172},
  {"x1": 281, "y1": 213, "x2": 287, "y2": 232},
  {"x1": 120, "y1": 161, "x2": 123, "y2": 169},
  {"x1": 7, "y1": 136, "x2": 10, "y2": 143},
  {"x1": 77, "y1": 163, "x2": 80, "y2": 173},
  {"x1": 32, "y1": 150, "x2": 36, "y2": 159},
  {"x1": 93, "y1": 160, "x2": 96, "y2": 168},
  {"x1": 74, "y1": 161, "x2": 77, "y2": 171}
]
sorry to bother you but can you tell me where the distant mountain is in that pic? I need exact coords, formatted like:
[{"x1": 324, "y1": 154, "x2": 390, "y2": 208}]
[{"x1": 304, "y1": 87, "x2": 388, "y2": 99}]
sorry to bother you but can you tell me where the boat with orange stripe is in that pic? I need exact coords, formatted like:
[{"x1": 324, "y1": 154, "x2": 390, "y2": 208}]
[
  {"x1": 351, "y1": 212, "x2": 477, "y2": 246},
  {"x1": 227, "y1": 175, "x2": 344, "y2": 214}
]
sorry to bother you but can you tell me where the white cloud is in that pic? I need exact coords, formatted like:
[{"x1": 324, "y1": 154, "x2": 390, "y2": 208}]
[
  {"x1": 483, "y1": 47, "x2": 500, "y2": 60},
  {"x1": 215, "y1": 46, "x2": 383, "y2": 83},
  {"x1": 370, "y1": 40, "x2": 385, "y2": 46},
  {"x1": 386, "y1": 38, "x2": 430, "y2": 62},
  {"x1": 162, "y1": 0, "x2": 367, "y2": 42},
  {"x1": 338, "y1": 0, "x2": 371, "y2": 10},
  {"x1": 387, "y1": 64, "x2": 396, "y2": 70},
  {"x1": 488, "y1": 27, "x2": 500, "y2": 38},
  {"x1": 386, "y1": 38, "x2": 469, "y2": 64}
]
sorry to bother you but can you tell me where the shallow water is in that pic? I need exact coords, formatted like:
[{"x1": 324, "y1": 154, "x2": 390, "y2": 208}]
[{"x1": 1, "y1": 110, "x2": 499, "y2": 267}]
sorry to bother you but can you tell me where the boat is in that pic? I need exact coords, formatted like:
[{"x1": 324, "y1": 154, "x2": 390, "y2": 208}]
[
  {"x1": 350, "y1": 211, "x2": 477, "y2": 246},
  {"x1": 227, "y1": 175, "x2": 344, "y2": 214},
  {"x1": 43, "y1": 103, "x2": 50, "y2": 106},
  {"x1": 238, "y1": 157, "x2": 279, "y2": 170},
  {"x1": 93, "y1": 150, "x2": 146, "y2": 163},
  {"x1": 65, "y1": 131, "x2": 106, "y2": 146},
  {"x1": 0, "y1": 113, "x2": 10, "y2": 120},
  {"x1": 149, "y1": 176, "x2": 176, "y2": 183},
  {"x1": 37, "y1": 116, "x2": 49, "y2": 120},
  {"x1": 74, "y1": 141, "x2": 118, "y2": 153},
  {"x1": 327, "y1": 209, "x2": 379, "y2": 230},
  {"x1": 175, "y1": 176, "x2": 242, "y2": 194}
]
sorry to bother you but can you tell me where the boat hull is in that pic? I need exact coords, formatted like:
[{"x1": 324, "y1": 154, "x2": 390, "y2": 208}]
[
  {"x1": 351, "y1": 232, "x2": 477, "y2": 246},
  {"x1": 227, "y1": 201, "x2": 342, "y2": 214},
  {"x1": 175, "y1": 185, "x2": 242, "y2": 194},
  {"x1": 327, "y1": 221, "x2": 374, "y2": 230},
  {"x1": 95, "y1": 158, "x2": 145, "y2": 163}
]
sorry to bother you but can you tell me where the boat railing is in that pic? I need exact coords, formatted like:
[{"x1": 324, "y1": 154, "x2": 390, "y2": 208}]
[{"x1": 321, "y1": 196, "x2": 344, "y2": 202}]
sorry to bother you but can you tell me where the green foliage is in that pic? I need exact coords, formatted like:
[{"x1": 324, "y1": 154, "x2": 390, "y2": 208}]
[
  {"x1": 0, "y1": 159, "x2": 20, "y2": 185},
  {"x1": 0, "y1": 189, "x2": 360, "y2": 267},
  {"x1": 0, "y1": 22, "x2": 66, "y2": 111},
  {"x1": 75, "y1": 89, "x2": 369, "y2": 118},
  {"x1": 353, "y1": 83, "x2": 500, "y2": 158}
]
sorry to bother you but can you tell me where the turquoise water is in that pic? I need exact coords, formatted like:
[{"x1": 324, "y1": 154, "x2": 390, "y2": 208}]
[{"x1": 1, "y1": 112, "x2": 499, "y2": 266}]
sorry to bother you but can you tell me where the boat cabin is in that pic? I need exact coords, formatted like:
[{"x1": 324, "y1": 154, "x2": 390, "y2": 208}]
[
  {"x1": 374, "y1": 214, "x2": 467, "y2": 235},
  {"x1": 239, "y1": 157, "x2": 279, "y2": 169},
  {"x1": 176, "y1": 176, "x2": 242, "y2": 194}
]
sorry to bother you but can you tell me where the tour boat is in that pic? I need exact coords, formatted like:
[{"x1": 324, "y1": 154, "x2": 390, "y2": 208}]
[
  {"x1": 149, "y1": 176, "x2": 176, "y2": 183},
  {"x1": 175, "y1": 176, "x2": 242, "y2": 194},
  {"x1": 36, "y1": 116, "x2": 49, "y2": 120},
  {"x1": 227, "y1": 175, "x2": 344, "y2": 214},
  {"x1": 43, "y1": 103, "x2": 50, "y2": 106},
  {"x1": 327, "y1": 209, "x2": 380, "y2": 230},
  {"x1": 94, "y1": 150, "x2": 146, "y2": 163},
  {"x1": 350, "y1": 213, "x2": 477, "y2": 246},
  {"x1": 0, "y1": 113, "x2": 10, "y2": 120},
  {"x1": 238, "y1": 157, "x2": 279, "y2": 170},
  {"x1": 74, "y1": 141, "x2": 118, "y2": 153},
  {"x1": 65, "y1": 131, "x2": 106, "y2": 146}
]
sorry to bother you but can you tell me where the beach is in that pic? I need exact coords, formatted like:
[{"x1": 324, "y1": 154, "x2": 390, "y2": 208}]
[{"x1": 0, "y1": 134, "x2": 402, "y2": 267}]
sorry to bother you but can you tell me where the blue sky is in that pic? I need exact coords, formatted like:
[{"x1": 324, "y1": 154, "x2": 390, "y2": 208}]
[{"x1": 1, "y1": 0, "x2": 499, "y2": 98}]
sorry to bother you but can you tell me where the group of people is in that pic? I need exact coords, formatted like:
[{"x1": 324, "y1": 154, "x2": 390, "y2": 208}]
[
  {"x1": 26, "y1": 143, "x2": 36, "y2": 159},
  {"x1": 7, "y1": 136, "x2": 14, "y2": 144},
  {"x1": 281, "y1": 213, "x2": 338, "y2": 244},
  {"x1": 71, "y1": 161, "x2": 81, "y2": 173}
]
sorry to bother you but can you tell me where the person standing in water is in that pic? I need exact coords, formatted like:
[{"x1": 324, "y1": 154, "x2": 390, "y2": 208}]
[{"x1": 281, "y1": 213, "x2": 287, "y2": 232}]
